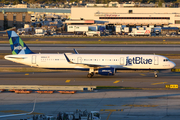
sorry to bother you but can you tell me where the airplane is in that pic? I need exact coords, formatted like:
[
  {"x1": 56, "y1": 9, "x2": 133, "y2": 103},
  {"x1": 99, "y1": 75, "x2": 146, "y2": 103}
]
[{"x1": 4, "y1": 31, "x2": 176, "y2": 78}]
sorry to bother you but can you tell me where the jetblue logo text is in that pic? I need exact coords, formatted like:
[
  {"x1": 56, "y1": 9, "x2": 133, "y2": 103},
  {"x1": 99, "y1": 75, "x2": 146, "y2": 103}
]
[
  {"x1": 14, "y1": 46, "x2": 26, "y2": 50},
  {"x1": 126, "y1": 57, "x2": 152, "y2": 65}
]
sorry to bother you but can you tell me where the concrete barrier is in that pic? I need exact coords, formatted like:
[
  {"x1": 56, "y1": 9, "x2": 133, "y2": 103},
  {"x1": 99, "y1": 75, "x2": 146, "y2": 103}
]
[{"x1": 0, "y1": 85, "x2": 96, "y2": 91}]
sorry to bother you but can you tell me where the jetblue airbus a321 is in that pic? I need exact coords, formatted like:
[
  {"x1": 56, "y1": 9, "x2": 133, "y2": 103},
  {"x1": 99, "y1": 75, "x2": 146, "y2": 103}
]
[{"x1": 5, "y1": 31, "x2": 176, "y2": 78}]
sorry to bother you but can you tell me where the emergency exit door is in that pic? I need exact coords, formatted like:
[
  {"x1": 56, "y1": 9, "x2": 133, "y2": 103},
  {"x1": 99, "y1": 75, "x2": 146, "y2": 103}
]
[
  {"x1": 154, "y1": 56, "x2": 159, "y2": 65},
  {"x1": 32, "y1": 55, "x2": 36, "y2": 64}
]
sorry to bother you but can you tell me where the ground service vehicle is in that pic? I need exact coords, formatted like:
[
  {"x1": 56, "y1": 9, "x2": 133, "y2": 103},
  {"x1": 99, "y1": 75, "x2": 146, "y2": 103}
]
[
  {"x1": 85, "y1": 31, "x2": 100, "y2": 36},
  {"x1": 128, "y1": 30, "x2": 151, "y2": 36}
]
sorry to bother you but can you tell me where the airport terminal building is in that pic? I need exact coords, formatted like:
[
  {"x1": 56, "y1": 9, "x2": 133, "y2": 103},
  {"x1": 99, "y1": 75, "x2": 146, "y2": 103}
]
[
  {"x1": 0, "y1": 8, "x2": 71, "y2": 30},
  {"x1": 71, "y1": 7, "x2": 180, "y2": 27},
  {"x1": 0, "y1": 7, "x2": 180, "y2": 30}
]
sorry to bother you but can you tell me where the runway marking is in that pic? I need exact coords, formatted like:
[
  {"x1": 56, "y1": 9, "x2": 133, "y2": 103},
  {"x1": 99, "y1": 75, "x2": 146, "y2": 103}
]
[
  {"x1": 106, "y1": 111, "x2": 112, "y2": 120},
  {"x1": 0, "y1": 110, "x2": 43, "y2": 115},
  {"x1": 140, "y1": 74, "x2": 146, "y2": 76},
  {"x1": 123, "y1": 104, "x2": 158, "y2": 107},
  {"x1": 151, "y1": 82, "x2": 167, "y2": 85},
  {"x1": 171, "y1": 68, "x2": 180, "y2": 72},
  {"x1": 113, "y1": 80, "x2": 120, "y2": 83},
  {"x1": 65, "y1": 80, "x2": 71, "y2": 83},
  {"x1": 100, "y1": 109, "x2": 123, "y2": 112},
  {"x1": 165, "y1": 84, "x2": 178, "y2": 89},
  {"x1": 25, "y1": 73, "x2": 29, "y2": 75}
]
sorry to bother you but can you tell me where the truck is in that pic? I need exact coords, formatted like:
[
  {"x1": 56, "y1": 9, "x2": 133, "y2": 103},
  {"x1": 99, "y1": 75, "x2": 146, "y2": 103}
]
[
  {"x1": 67, "y1": 25, "x2": 88, "y2": 35},
  {"x1": 115, "y1": 25, "x2": 122, "y2": 34},
  {"x1": 128, "y1": 29, "x2": 151, "y2": 36},
  {"x1": 17, "y1": 27, "x2": 33, "y2": 35},
  {"x1": 122, "y1": 27, "x2": 129, "y2": 33},
  {"x1": 57, "y1": 110, "x2": 101, "y2": 120},
  {"x1": 34, "y1": 28, "x2": 45, "y2": 36},
  {"x1": 67, "y1": 25, "x2": 98, "y2": 34},
  {"x1": 85, "y1": 31, "x2": 100, "y2": 36}
]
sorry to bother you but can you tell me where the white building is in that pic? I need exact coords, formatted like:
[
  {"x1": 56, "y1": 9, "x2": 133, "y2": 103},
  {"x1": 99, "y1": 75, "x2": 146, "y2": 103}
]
[{"x1": 71, "y1": 7, "x2": 180, "y2": 27}]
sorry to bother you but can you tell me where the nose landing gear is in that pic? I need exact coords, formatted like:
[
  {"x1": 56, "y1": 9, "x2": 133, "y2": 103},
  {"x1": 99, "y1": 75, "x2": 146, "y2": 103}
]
[{"x1": 154, "y1": 70, "x2": 158, "y2": 78}]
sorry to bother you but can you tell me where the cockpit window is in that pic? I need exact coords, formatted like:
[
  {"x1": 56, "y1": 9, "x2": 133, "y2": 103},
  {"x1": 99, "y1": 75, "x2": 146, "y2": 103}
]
[{"x1": 163, "y1": 59, "x2": 170, "y2": 62}]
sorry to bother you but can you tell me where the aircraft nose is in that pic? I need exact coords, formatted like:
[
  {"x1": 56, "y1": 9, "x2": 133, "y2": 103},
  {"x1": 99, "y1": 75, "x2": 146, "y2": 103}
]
[{"x1": 171, "y1": 61, "x2": 176, "y2": 68}]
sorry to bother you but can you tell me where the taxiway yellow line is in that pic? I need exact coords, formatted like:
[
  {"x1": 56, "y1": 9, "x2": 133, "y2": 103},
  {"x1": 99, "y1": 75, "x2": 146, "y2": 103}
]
[
  {"x1": 106, "y1": 111, "x2": 112, "y2": 120},
  {"x1": 123, "y1": 104, "x2": 158, "y2": 107},
  {"x1": 113, "y1": 80, "x2": 120, "y2": 83},
  {"x1": 25, "y1": 73, "x2": 29, "y2": 75},
  {"x1": 65, "y1": 80, "x2": 71, "y2": 83},
  {"x1": 140, "y1": 74, "x2": 146, "y2": 76},
  {"x1": 151, "y1": 82, "x2": 167, "y2": 85}
]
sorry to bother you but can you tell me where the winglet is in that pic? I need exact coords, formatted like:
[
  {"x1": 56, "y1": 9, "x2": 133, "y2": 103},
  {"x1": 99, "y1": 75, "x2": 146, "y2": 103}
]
[
  {"x1": 73, "y1": 49, "x2": 79, "y2": 54},
  {"x1": 64, "y1": 53, "x2": 73, "y2": 63}
]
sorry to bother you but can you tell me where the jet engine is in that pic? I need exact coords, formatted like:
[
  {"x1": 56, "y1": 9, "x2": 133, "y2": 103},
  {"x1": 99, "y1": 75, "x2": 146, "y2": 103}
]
[{"x1": 95, "y1": 68, "x2": 115, "y2": 76}]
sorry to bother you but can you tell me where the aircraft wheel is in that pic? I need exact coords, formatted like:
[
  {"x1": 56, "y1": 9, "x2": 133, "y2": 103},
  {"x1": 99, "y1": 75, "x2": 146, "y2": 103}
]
[
  {"x1": 87, "y1": 73, "x2": 93, "y2": 78},
  {"x1": 154, "y1": 74, "x2": 158, "y2": 78},
  {"x1": 154, "y1": 70, "x2": 158, "y2": 78}
]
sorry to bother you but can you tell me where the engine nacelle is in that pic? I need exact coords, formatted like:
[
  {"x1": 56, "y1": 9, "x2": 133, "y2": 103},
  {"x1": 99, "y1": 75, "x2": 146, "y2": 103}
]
[{"x1": 95, "y1": 68, "x2": 115, "y2": 76}]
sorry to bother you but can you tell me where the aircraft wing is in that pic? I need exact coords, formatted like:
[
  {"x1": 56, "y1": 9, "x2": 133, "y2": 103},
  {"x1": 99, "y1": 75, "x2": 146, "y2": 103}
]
[
  {"x1": 64, "y1": 53, "x2": 111, "y2": 68},
  {"x1": 0, "y1": 100, "x2": 36, "y2": 118}
]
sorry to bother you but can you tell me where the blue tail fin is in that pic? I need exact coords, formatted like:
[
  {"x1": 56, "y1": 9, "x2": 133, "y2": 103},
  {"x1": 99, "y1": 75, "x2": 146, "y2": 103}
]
[{"x1": 7, "y1": 31, "x2": 34, "y2": 55}]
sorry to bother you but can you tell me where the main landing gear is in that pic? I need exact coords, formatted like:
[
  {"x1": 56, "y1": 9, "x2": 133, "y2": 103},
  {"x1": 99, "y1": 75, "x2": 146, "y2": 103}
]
[
  {"x1": 87, "y1": 68, "x2": 95, "y2": 78},
  {"x1": 154, "y1": 70, "x2": 158, "y2": 78},
  {"x1": 87, "y1": 72, "x2": 94, "y2": 78}
]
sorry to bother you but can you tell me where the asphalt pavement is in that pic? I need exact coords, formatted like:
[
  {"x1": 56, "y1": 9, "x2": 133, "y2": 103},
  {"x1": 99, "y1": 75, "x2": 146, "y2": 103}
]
[
  {"x1": 1, "y1": 90, "x2": 180, "y2": 120},
  {"x1": 1, "y1": 39, "x2": 180, "y2": 120},
  {"x1": 1, "y1": 44, "x2": 180, "y2": 54},
  {"x1": 1, "y1": 37, "x2": 180, "y2": 41}
]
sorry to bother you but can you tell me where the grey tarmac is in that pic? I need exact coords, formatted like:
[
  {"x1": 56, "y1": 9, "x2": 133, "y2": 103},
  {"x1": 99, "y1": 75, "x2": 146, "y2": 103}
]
[
  {"x1": 1, "y1": 90, "x2": 180, "y2": 120},
  {"x1": 0, "y1": 59, "x2": 180, "y2": 88},
  {"x1": 1, "y1": 37, "x2": 180, "y2": 41},
  {"x1": 1, "y1": 44, "x2": 180, "y2": 54},
  {"x1": 1, "y1": 43, "x2": 180, "y2": 120},
  {"x1": 0, "y1": 71, "x2": 180, "y2": 88}
]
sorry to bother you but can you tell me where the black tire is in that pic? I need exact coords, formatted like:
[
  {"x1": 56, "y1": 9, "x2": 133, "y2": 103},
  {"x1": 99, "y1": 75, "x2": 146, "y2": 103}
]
[
  {"x1": 87, "y1": 73, "x2": 92, "y2": 78},
  {"x1": 154, "y1": 74, "x2": 158, "y2": 78},
  {"x1": 91, "y1": 72, "x2": 94, "y2": 76}
]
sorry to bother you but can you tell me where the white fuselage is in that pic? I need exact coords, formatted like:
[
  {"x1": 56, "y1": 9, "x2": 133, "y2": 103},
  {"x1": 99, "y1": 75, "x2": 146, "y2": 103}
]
[{"x1": 5, "y1": 53, "x2": 176, "y2": 70}]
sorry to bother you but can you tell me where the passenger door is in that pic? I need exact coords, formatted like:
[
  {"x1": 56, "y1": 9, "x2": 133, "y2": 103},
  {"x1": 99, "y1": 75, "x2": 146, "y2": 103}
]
[
  {"x1": 120, "y1": 57, "x2": 124, "y2": 65},
  {"x1": 32, "y1": 55, "x2": 36, "y2": 64},
  {"x1": 154, "y1": 56, "x2": 159, "y2": 65}
]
